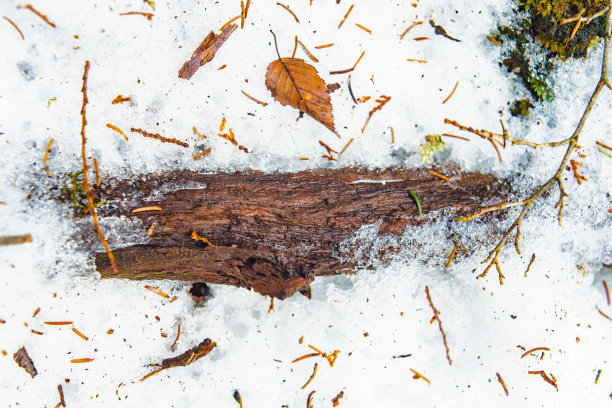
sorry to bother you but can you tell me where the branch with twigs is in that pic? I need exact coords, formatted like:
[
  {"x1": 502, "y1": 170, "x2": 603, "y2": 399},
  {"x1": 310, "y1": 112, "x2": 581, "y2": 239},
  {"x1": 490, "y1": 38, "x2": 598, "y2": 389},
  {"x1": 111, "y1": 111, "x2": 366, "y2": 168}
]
[{"x1": 452, "y1": 3, "x2": 611, "y2": 285}]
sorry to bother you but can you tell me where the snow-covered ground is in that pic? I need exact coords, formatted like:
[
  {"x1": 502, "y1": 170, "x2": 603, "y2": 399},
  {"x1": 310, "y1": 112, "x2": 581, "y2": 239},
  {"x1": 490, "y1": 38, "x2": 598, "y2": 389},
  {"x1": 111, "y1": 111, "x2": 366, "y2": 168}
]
[{"x1": 0, "y1": 0, "x2": 610, "y2": 406}]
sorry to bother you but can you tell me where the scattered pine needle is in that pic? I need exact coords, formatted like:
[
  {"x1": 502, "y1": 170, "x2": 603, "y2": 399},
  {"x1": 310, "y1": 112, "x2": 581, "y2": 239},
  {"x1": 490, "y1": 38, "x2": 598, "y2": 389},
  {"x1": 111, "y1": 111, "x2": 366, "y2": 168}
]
[
  {"x1": 319, "y1": 140, "x2": 338, "y2": 155},
  {"x1": 292, "y1": 35, "x2": 298, "y2": 58},
  {"x1": 414, "y1": 36, "x2": 429, "y2": 41},
  {"x1": 106, "y1": 123, "x2": 128, "y2": 140},
  {"x1": 354, "y1": 23, "x2": 371, "y2": 34},
  {"x1": 597, "y1": 305, "x2": 612, "y2": 321},
  {"x1": 131, "y1": 206, "x2": 163, "y2": 213},
  {"x1": 218, "y1": 64, "x2": 227, "y2": 70},
  {"x1": 111, "y1": 95, "x2": 131, "y2": 104},
  {"x1": 339, "y1": 138, "x2": 354, "y2": 154},
  {"x1": 442, "y1": 81, "x2": 459, "y2": 104},
  {"x1": 338, "y1": 4, "x2": 354, "y2": 29},
  {"x1": 521, "y1": 347, "x2": 550, "y2": 359},
  {"x1": 410, "y1": 369, "x2": 431, "y2": 386},
  {"x1": 119, "y1": 11, "x2": 153, "y2": 20},
  {"x1": 428, "y1": 170, "x2": 449, "y2": 181},
  {"x1": 32, "y1": 308, "x2": 40, "y2": 318},
  {"x1": 191, "y1": 230, "x2": 216, "y2": 247},
  {"x1": 445, "y1": 245, "x2": 459, "y2": 268},
  {"x1": 524, "y1": 253, "x2": 536, "y2": 277},
  {"x1": 131, "y1": 127, "x2": 189, "y2": 148},
  {"x1": 193, "y1": 127, "x2": 206, "y2": 138},
  {"x1": 43, "y1": 138, "x2": 54, "y2": 165},
  {"x1": 144, "y1": 285, "x2": 170, "y2": 299},
  {"x1": 603, "y1": 280, "x2": 610, "y2": 306},
  {"x1": 496, "y1": 372, "x2": 509, "y2": 396},
  {"x1": 596, "y1": 140, "x2": 612, "y2": 151},
  {"x1": 21, "y1": 4, "x2": 56, "y2": 27},
  {"x1": 93, "y1": 158, "x2": 100, "y2": 187},
  {"x1": 220, "y1": 117, "x2": 227, "y2": 131},
  {"x1": 292, "y1": 352, "x2": 320, "y2": 363},
  {"x1": 390, "y1": 126, "x2": 395, "y2": 143},
  {"x1": 400, "y1": 21, "x2": 423, "y2": 39},
  {"x1": 307, "y1": 390, "x2": 316, "y2": 408},
  {"x1": 31, "y1": 330, "x2": 43, "y2": 335},
  {"x1": 528, "y1": 370, "x2": 558, "y2": 391},
  {"x1": 487, "y1": 35, "x2": 503, "y2": 46},
  {"x1": 301, "y1": 363, "x2": 318, "y2": 389},
  {"x1": 70, "y1": 358, "x2": 94, "y2": 363},
  {"x1": 361, "y1": 94, "x2": 391, "y2": 133},
  {"x1": 425, "y1": 286, "x2": 452, "y2": 365},
  {"x1": 406, "y1": 58, "x2": 427, "y2": 63},
  {"x1": 408, "y1": 189, "x2": 422, "y2": 219},
  {"x1": 220, "y1": 14, "x2": 241, "y2": 31},
  {"x1": 193, "y1": 147, "x2": 212, "y2": 160},
  {"x1": 276, "y1": 2, "x2": 299, "y2": 23},
  {"x1": 298, "y1": 39, "x2": 319, "y2": 63},
  {"x1": 72, "y1": 327, "x2": 89, "y2": 341},
  {"x1": 44, "y1": 321, "x2": 73, "y2": 326},
  {"x1": 441, "y1": 133, "x2": 470, "y2": 141},
  {"x1": 240, "y1": 0, "x2": 245, "y2": 28},
  {"x1": 58, "y1": 384, "x2": 66, "y2": 407},
  {"x1": 3, "y1": 16, "x2": 24, "y2": 40},
  {"x1": 315, "y1": 43, "x2": 334, "y2": 49},
  {"x1": 241, "y1": 90, "x2": 268, "y2": 106},
  {"x1": 171, "y1": 321, "x2": 181, "y2": 350},
  {"x1": 330, "y1": 50, "x2": 365, "y2": 75}
]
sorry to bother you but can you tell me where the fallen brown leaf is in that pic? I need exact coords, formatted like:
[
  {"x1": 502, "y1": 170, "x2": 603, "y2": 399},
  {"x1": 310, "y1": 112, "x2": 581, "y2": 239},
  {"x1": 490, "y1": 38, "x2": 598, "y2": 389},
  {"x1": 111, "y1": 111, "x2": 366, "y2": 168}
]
[
  {"x1": 265, "y1": 57, "x2": 339, "y2": 137},
  {"x1": 178, "y1": 24, "x2": 237, "y2": 80}
]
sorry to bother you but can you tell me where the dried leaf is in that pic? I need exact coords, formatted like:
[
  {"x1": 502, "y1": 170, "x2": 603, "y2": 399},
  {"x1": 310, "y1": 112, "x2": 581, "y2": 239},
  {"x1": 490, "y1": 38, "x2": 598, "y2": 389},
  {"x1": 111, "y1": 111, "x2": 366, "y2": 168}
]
[
  {"x1": 265, "y1": 58, "x2": 339, "y2": 137},
  {"x1": 178, "y1": 24, "x2": 237, "y2": 80}
]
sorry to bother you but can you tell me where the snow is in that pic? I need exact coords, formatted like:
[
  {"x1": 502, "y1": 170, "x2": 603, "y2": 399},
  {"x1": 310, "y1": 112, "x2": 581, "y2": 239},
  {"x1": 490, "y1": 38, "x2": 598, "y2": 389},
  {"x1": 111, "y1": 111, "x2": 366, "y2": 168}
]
[{"x1": 0, "y1": 0, "x2": 611, "y2": 407}]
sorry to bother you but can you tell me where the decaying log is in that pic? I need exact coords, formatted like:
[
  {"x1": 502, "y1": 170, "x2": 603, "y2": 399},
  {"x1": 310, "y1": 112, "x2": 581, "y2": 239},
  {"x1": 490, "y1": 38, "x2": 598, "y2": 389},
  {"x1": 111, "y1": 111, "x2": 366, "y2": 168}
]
[{"x1": 94, "y1": 167, "x2": 508, "y2": 299}]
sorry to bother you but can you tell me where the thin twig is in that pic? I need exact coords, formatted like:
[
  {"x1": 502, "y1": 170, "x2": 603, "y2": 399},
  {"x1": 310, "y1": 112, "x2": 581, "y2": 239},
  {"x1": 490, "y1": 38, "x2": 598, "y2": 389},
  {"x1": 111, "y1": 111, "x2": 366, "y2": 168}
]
[
  {"x1": 496, "y1": 373, "x2": 509, "y2": 396},
  {"x1": 425, "y1": 286, "x2": 452, "y2": 365},
  {"x1": 21, "y1": 4, "x2": 56, "y2": 27},
  {"x1": 454, "y1": 6, "x2": 611, "y2": 283},
  {"x1": 3, "y1": 16, "x2": 24, "y2": 39}
]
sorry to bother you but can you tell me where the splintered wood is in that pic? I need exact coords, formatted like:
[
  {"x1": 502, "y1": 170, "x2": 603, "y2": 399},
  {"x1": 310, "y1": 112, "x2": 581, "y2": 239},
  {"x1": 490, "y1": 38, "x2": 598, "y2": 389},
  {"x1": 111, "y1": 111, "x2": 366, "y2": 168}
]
[
  {"x1": 141, "y1": 339, "x2": 216, "y2": 381},
  {"x1": 178, "y1": 24, "x2": 237, "y2": 80},
  {"x1": 425, "y1": 286, "x2": 452, "y2": 365}
]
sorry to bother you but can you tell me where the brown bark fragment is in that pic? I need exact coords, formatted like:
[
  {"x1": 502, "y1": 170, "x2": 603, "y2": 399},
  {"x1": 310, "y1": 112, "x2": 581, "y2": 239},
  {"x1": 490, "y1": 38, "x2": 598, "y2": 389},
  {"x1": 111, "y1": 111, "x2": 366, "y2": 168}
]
[{"x1": 13, "y1": 346, "x2": 37, "y2": 378}]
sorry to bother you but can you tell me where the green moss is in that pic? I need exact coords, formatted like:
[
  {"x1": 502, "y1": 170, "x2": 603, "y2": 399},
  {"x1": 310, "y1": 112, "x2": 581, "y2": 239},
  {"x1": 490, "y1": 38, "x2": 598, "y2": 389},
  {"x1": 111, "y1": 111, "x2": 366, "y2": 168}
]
[
  {"x1": 494, "y1": 0, "x2": 608, "y2": 103},
  {"x1": 419, "y1": 135, "x2": 445, "y2": 163},
  {"x1": 510, "y1": 98, "x2": 535, "y2": 116},
  {"x1": 60, "y1": 170, "x2": 105, "y2": 211}
]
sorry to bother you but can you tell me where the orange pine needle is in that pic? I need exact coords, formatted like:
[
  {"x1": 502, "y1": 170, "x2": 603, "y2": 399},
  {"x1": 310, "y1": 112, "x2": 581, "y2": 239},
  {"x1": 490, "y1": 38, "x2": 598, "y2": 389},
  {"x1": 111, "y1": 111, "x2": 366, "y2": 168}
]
[
  {"x1": 131, "y1": 206, "x2": 163, "y2": 213},
  {"x1": 193, "y1": 127, "x2": 206, "y2": 138},
  {"x1": 428, "y1": 170, "x2": 449, "y2": 181},
  {"x1": 3, "y1": 16, "x2": 24, "y2": 39},
  {"x1": 170, "y1": 321, "x2": 181, "y2": 350},
  {"x1": 241, "y1": 90, "x2": 268, "y2": 106},
  {"x1": 528, "y1": 370, "x2": 558, "y2": 390},
  {"x1": 441, "y1": 133, "x2": 470, "y2": 141},
  {"x1": 307, "y1": 390, "x2": 316, "y2": 408},
  {"x1": 298, "y1": 40, "x2": 319, "y2": 63},
  {"x1": 442, "y1": 81, "x2": 459, "y2": 104},
  {"x1": 445, "y1": 245, "x2": 458, "y2": 268},
  {"x1": 193, "y1": 148, "x2": 212, "y2": 160},
  {"x1": 596, "y1": 140, "x2": 612, "y2": 151},
  {"x1": 338, "y1": 4, "x2": 354, "y2": 29},
  {"x1": 496, "y1": 372, "x2": 509, "y2": 396},
  {"x1": 330, "y1": 50, "x2": 365, "y2": 74},
  {"x1": 119, "y1": 11, "x2": 153, "y2": 20},
  {"x1": 220, "y1": 15, "x2": 242, "y2": 31},
  {"x1": 22, "y1": 4, "x2": 56, "y2": 27},
  {"x1": 597, "y1": 305, "x2": 612, "y2": 321},
  {"x1": 217, "y1": 64, "x2": 227, "y2": 70},
  {"x1": 144, "y1": 285, "x2": 170, "y2": 299},
  {"x1": 32, "y1": 307, "x2": 40, "y2": 318},
  {"x1": 302, "y1": 363, "x2": 318, "y2": 389},
  {"x1": 414, "y1": 36, "x2": 429, "y2": 41},
  {"x1": 603, "y1": 280, "x2": 610, "y2": 306},
  {"x1": 276, "y1": 2, "x2": 299, "y2": 23},
  {"x1": 390, "y1": 126, "x2": 395, "y2": 143},
  {"x1": 44, "y1": 321, "x2": 73, "y2": 326},
  {"x1": 315, "y1": 43, "x2": 334, "y2": 49},
  {"x1": 292, "y1": 353, "x2": 320, "y2": 363},
  {"x1": 400, "y1": 21, "x2": 423, "y2": 39},
  {"x1": 291, "y1": 35, "x2": 298, "y2": 58},
  {"x1": 521, "y1": 347, "x2": 550, "y2": 359},
  {"x1": 410, "y1": 369, "x2": 431, "y2": 385},
  {"x1": 339, "y1": 138, "x2": 354, "y2": 154},
  {"x1": 72, "y1": 327, "x2": 89, "y2": 341},
  {"x1": 43, "y1": 138, "x2": 54, "y2": 165},
  {"x1": 106, "y1": 123, "x2": 129, "y2": 140},
  {"x1": 70, "y1": 358, "x2": 94, "y2": 363},
  {"x1": 406, "y1": 58, "x2": 427, "y2": 63},
  {"x1": 31, "y1": 330, "x2": 43, "y2": 335},
  {"x1": 354, "y1": 23, "x2": 371, "y2": 34}
]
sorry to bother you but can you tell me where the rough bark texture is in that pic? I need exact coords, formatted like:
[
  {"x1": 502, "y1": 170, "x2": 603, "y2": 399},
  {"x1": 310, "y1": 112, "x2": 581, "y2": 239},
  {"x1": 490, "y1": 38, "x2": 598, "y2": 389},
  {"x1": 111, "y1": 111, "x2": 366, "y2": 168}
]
[{"x1": 94, "y1": 167, "x2": 507, "y2": 299}]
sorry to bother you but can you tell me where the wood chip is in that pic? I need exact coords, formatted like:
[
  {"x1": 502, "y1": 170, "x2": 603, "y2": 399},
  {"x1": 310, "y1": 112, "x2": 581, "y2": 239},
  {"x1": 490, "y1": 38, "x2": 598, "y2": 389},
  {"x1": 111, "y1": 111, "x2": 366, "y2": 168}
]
[{"x1": 14, "y1": 346, "x2": 37, "y2": 377}]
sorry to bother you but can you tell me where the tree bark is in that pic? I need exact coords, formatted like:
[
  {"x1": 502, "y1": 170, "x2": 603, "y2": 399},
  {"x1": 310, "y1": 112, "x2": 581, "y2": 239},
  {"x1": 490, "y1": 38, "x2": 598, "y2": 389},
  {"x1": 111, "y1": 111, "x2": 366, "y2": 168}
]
[{"x1": 94, "y1": 166, "x2": 507, "y2": 299}]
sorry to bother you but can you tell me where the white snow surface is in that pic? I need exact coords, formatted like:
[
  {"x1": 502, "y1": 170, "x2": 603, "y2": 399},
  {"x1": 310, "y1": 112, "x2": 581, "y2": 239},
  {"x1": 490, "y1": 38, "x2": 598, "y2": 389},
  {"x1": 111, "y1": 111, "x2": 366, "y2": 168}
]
[{"x1": 0, "y1": 0, "x2": 611, "y2": 407}]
